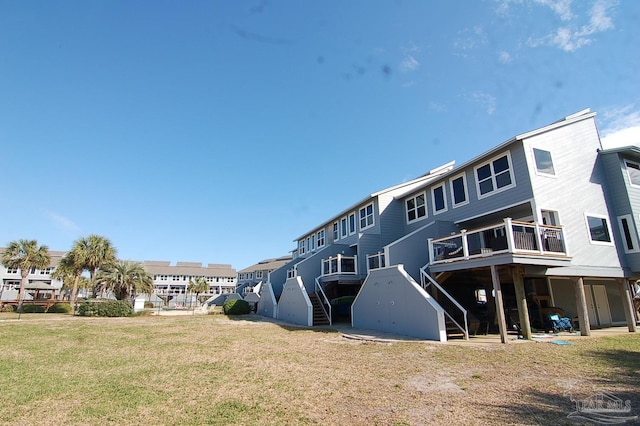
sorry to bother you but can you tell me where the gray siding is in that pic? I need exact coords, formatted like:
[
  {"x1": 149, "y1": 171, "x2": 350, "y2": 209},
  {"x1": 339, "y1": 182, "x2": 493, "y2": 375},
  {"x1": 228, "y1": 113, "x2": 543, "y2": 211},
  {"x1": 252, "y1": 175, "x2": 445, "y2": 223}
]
[
  {"x1": 400, "y1": 142, "x2": 534, "y2": 237},
  {"x1": 600, "y1": 152, "x2": 640, "y2": 273},
  {"x1": 386, "y1": 220, "x2": 457, "y2": 280},
  {"x1": 352, "y1": 265, "x2": 446, "y2": 341},
  {"x1": 525, "y1": 119, "x2": 622, "y2": 269},
  {"x1": 277, "y1": 277, "x2": 313, "y2": 326}
]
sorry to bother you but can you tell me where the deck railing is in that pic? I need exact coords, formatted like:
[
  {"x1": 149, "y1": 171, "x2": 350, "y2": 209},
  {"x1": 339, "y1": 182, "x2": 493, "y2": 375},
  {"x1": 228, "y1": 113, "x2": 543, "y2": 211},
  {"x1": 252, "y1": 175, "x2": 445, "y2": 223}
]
[
  {"x1": 321, "y1": 254, "x2": 358, "y2": 276},
  {"x1": 366, "y1": 252, "x2": 386, "y2": 272},
  {"x1": 314, "y1": 277, "x2": 332, "y2": 326},
  {"x1": 428, "y1": 218, "x2": 566, "y2": 265},
  {"x1": 420, "y1": 267, "x2": 469, "y2": 340}
]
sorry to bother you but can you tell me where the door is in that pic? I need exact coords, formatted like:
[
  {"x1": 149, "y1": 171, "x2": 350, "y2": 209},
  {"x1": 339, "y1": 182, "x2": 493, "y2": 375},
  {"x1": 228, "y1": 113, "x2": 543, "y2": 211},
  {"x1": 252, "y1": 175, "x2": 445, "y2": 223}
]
[
  {"x1": 584, "y1": 286, "x2": 598, "y2": 328},
  {"x1": 592, "y1": 285, "x2": 612, "y2": 326}
]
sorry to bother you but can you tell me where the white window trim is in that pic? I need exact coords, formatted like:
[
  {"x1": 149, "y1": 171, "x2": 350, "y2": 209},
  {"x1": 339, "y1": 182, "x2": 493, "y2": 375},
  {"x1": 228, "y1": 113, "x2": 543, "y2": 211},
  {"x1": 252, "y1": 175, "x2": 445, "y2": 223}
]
[
  {"x1": 317, "y1": 229, "x2": 325, "y2": 248},
  {"x1": 406, "y1": 192, "x2": 427, "y2": 224},
  {"x1": 474, "y1": 151, "x2": 516, "y2": 200},
  {"x1": 532, "y1": 147, "x2": 557, "y2": 177},
  {"x1": 298, "y1": 240, "x2": 306, "y2": 255},
  {"x1": 584, "y1": 213, "x2": 614, "y2": 246},
  {"x1": 348, "y1": 212, "x2": 357, "y2": 235},
  {"x1": 340, "y1": 217, "x2": 348, "y2": 238},
  {"x1": 618, "y1": 214, "x2": 640, "y2": 253},
  {"x1": 449, "y1": 173, "x2": 469, "y2": 208},
  {"x1": 359, "y1": 203, "x2": 375, "y2": 230},
  {"x1": 332, "y1": 222, "x2": 339, "y2": 241},
  {"x1": 625, "y1": 160, "x2": 640, "y2": 187},
  {"x1": 431, "y1": 183, "x2": 448, "y2": 215}
]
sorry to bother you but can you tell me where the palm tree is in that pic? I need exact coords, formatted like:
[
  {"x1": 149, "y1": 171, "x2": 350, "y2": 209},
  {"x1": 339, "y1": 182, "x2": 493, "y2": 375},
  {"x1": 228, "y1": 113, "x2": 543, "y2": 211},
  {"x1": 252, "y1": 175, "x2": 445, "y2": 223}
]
[
  {"x1": 1, "y1": 240, "x2": 51, "y2": 303},
  {"x1": 188, "y1": 276, "x2": 209, "y2": 306},
  {"x1": 70, "y1": 235, "x2": 117, "y2": 297},
  {"x1": 96, "y1": 260, "x2": 153, "y2": 301},
  {"x1": 51, "y1": 251, "x2": 84, "y2": 304}
]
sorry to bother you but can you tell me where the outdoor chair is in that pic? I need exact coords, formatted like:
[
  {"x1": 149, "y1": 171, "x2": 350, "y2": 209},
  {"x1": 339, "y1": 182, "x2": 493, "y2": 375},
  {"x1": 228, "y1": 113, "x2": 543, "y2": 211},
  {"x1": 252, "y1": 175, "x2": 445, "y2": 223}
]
[{"x1": 547, "y1": 312, "x2": 574, "y2": 333}]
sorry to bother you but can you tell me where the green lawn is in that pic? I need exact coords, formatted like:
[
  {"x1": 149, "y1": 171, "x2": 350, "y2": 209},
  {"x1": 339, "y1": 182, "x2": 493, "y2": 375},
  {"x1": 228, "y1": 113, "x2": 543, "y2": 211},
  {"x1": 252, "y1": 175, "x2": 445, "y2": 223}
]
[{"x1": 0, "y1": 314, "x2": 638, "y2": 425}]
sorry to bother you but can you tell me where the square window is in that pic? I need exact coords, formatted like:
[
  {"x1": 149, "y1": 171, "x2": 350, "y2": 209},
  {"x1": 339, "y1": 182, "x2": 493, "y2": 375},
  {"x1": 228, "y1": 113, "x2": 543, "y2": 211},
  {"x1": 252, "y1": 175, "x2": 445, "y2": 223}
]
[
  {"x1": 406, "y1": 193, "x2": 426, "y2": 222},
  {"x1": 626, "y1": 161, "x2": 640, "y2": 186},
  {"x1": 533, "y1": 148, "x2": 555, "y2": 175},
  {"x1": 586, "y1": 215, "x2": 611, "y2": 243}
]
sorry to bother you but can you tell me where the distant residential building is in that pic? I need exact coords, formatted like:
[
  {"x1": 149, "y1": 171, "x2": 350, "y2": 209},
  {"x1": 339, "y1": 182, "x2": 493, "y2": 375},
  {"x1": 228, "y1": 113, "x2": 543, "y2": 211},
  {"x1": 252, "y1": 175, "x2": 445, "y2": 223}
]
[
  {"x1": 236, "y1": 255, "x2": 292, "y2": 295},
  {"x1": 143, "y1": 261, "x2": 237, "y2": 307},
  {"x1": 0, "y1": 249, "x2": 65, "y2": 301}
]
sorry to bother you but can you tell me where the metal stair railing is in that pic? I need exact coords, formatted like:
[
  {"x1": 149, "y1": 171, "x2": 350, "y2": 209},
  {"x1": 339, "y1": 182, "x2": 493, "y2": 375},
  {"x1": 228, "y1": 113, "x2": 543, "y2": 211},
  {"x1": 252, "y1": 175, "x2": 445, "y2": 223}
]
[
  {"x1": 420, "y1": 266, "x2": 468, "y2": 340},
  {"x1": 314, "y1": 277, "x2": 332, "y2": 326}
]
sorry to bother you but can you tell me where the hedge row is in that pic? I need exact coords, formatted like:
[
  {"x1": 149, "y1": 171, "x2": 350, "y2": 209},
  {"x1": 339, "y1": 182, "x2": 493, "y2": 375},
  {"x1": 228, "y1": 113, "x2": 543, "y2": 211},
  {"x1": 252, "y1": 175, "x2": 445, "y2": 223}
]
[{"x1": 78, "y1": 300, "x2": 133, "y2": 317}]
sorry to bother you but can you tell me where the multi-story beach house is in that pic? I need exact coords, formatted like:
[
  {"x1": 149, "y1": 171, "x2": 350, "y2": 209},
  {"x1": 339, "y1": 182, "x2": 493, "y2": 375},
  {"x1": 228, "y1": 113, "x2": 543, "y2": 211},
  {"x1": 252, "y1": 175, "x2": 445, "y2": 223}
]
[{"x1": 257, "y1": 109, "x2": 638, "y2": 342}]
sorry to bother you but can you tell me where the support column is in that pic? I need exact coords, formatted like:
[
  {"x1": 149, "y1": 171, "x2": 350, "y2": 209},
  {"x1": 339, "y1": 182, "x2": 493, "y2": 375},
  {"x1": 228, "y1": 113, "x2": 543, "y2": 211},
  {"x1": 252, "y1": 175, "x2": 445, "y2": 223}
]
[
  {"x1": 491, "y1": 265, "x2": 508, "y2": 344},
  {"x1": 572, "y1": 277, "x2": 591, "y2": 336},
  {"x1": 618, "y1": 279, "x2": 637, "y2": 333},
  {"x1": 512, "y1": 268, "x2": 532, "y2": 339}
]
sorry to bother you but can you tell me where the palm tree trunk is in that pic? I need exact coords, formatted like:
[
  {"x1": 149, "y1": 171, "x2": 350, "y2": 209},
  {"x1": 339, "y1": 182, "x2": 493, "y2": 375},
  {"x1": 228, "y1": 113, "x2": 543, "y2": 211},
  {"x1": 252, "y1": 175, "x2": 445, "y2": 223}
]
[
  {"x1": 18, "y1": 271, "x2": 29, "y2": 304},
  {"x1": 69, "y1": 274, "x2": 81, "y2": 306}
]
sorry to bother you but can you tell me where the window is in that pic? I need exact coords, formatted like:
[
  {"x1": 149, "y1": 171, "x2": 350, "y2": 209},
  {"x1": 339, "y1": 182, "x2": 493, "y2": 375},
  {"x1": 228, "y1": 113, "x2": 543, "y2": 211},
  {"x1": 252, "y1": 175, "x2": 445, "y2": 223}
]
[
  {"x1": 256, "y1": 271, "x2": 263, "y2": 279},
  {"x1": 431, "y1": 184, "x2": 447, "y2": 214},
  {"x1": 618, "y1": 215, "x2": 639, "y2": 253},
  {"x1": 348, "y1": 212, "x2": 356, "y2": 235},
  {"x1": 533, "y1": 148, "x2": 555, "y2": 175},
  {"x1": 6, "y1": 267, "x2": 18, "y2": 274},
  {"x1": 340, "y1": 217, "x2": 348, "y2": 238},
  {"x1": 406, "y1": 193, "x2": 426, "y2": 223},
  {"x1": 359, "y1": 203, "x2": 374, "y2": 230},
  {"x1": 475, "y1": 153, "x2": 515, "y2": 197},
  {"x1": 586, "y1": 214, "x2": 612, "y2": 244},
  {"x1": 333, "y1": 222, "x2": 339, "y2": 241},
  {"x1": 449, "y1": 174, "x2": 468, "y2": 207},
  {"x1": 298, "y1": 240, "x2": 306, "y2": 255},
  {"x1": 317, "y1": 229, "x2": 325, "y2": 248},
  {"x1": 625, "y1": 161, "x2": 640, "y2": 186}
]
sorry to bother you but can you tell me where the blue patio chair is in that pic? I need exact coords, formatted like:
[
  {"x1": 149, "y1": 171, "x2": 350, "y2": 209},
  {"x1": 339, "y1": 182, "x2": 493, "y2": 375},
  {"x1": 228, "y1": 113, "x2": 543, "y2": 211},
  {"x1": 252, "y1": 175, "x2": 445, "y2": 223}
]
[{"x1": 548, "y1": 313, "x2": 574, "y2": 333}]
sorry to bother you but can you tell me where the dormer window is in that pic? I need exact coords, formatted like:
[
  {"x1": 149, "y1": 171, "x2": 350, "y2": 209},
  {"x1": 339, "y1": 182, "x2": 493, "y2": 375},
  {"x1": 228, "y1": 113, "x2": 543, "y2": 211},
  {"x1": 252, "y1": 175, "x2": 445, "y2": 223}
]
[{"x1": 406, "y1": 193, "x2": 426, "y2": 223}]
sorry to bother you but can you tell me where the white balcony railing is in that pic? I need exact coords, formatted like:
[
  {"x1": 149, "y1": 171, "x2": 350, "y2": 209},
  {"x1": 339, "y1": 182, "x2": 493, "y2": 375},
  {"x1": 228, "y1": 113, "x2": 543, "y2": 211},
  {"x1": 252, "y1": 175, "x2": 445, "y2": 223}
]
[
  {"x1": 367, "y1": 252, "x2": 386, "y2": 272},
  {"x1": 429, "y1": 218, "x2": 567, "y2": 265},
  {"x1": 321, "y1": 254, "x2": 358, "y2": 276}
]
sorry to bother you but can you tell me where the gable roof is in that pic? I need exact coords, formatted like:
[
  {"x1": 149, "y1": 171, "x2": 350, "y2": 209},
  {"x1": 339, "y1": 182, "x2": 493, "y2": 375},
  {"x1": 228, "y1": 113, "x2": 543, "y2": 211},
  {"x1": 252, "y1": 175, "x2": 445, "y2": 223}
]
[
  {"x1": 293, "y1": 162, "x2": 455, "y2": 241},
  {"x1": 394, "y1": 108, "x2": 597, "y2": 200}
]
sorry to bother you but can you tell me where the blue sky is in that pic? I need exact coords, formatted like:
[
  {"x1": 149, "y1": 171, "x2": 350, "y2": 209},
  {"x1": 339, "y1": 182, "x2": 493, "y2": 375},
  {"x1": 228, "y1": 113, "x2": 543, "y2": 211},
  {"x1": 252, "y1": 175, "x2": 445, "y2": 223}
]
[{"x1": 1, "y1": 0, "x2": 639, "y2": 270}]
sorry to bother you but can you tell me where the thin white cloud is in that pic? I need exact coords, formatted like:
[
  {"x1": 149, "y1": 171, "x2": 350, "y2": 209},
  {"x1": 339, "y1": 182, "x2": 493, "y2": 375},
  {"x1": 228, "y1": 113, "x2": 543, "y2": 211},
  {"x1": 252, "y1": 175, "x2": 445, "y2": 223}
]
[
  {"x1": 599, "y1": 105, "x2": 640, "y2": 149},
  {"x1": 494, "y1": 0, "x2": 524, "y2": 17},
  {"x1": 454, "y1": 26, "x2": 488, "y2": 50},
  {"x1": 533, "y1": 0, "x2": 574, "y2": 21},
  {"x1": 399, "y1": 55, "x2": 420, "y2": 72},
  {"x1": 498, "y1": 51, "x2": 512, "y2": 64},
  {"x1": 528, "y1": 0, "x2": 617, "y2": 52},
  {"x1": 471, "y1": 91, "x2": 497, "y2": 114},
  {"x1": 44, "y1": 210, "x2": 80, "y2": 232}
]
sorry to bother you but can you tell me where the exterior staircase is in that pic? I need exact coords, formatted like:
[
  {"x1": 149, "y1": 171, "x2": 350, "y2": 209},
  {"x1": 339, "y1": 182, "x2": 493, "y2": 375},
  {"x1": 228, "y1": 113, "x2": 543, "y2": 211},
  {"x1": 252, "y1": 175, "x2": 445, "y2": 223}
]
[
  {"x1": 445, "y1": 317, "x2": 466, "y2": 339},
  {"x1": 309, "y1": 292, "x2": 330, "y2": 326}
]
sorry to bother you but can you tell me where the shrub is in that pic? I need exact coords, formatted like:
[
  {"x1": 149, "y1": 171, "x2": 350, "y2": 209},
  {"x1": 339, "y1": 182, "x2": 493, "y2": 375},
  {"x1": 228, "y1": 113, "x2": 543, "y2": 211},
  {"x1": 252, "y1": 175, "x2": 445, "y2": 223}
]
[
  {"x1": 0, "y1": 304, "x2": 16, "y2": 313},
  {"x1": 78, "y1": 300, "x2": 133, "y2": 317},
  {"x1": 223, "y1": 299, "x2": 251, "y2": 315},
  {"x1": 144, "y1": 301, "x2": 154, "y2": 309},
  {"x1": 20, "y1": 304, "x2": 46, "y2": 313},
  {"x1": 47, "y1": 303, "x2": 73, "y2": 314}
]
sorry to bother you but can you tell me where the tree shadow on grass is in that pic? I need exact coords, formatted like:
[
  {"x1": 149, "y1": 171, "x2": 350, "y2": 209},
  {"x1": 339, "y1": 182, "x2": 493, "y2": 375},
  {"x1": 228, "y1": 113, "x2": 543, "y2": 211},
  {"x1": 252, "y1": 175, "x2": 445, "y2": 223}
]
[{"x1": 477, "y1": 349, "x2": 640, "y2": 425}]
